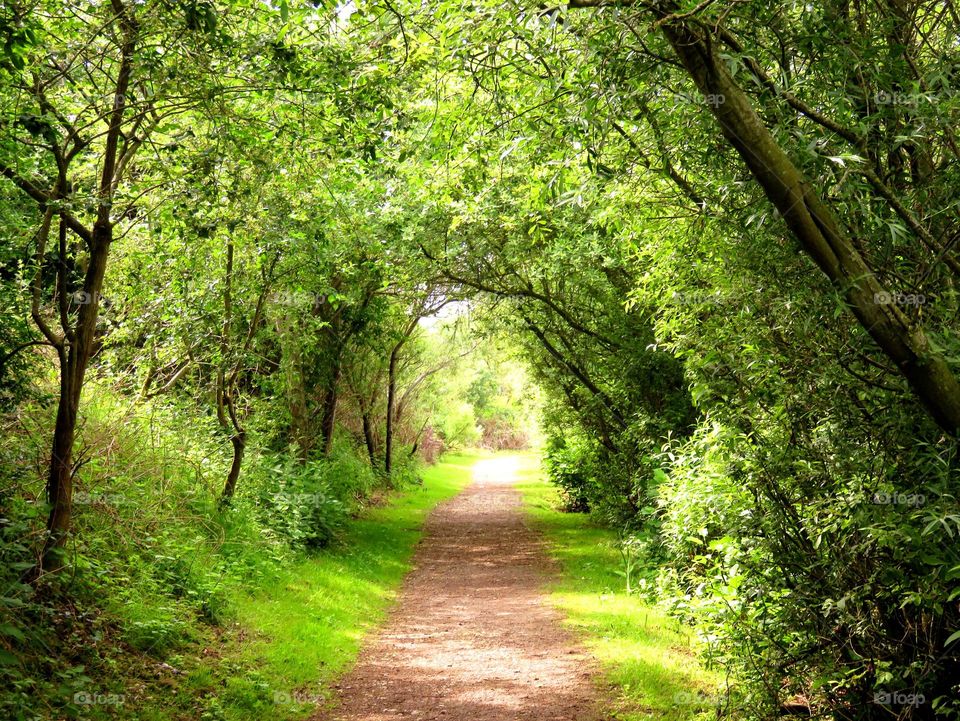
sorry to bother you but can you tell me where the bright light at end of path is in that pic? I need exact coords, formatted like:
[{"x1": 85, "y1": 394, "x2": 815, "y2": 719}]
[{"x1": 472, "y1": 456, "x2": 521, "y2": 485}]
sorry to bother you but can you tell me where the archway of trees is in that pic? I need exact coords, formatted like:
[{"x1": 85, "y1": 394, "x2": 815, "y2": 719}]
[{"x1": 2, "y1": 0, "x2": 959, "y2": 718}]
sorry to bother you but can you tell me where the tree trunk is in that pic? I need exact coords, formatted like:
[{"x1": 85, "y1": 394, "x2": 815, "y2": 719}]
[
  {"x1": 409, "y1": 419, "x2": 429, "y2": 458},
  {"x1": 42, "y1": 373, "x2": 77, "y2": 570},
  {"x1": 385, "y1": 344, "x2": 400, "y2": 477},
  {"x1": 217, "y1": 241, "x2": 247, "y2": 503},
  {"x1": 221, "y1": 428, "x2": 246, "y2": 502},
  {"x1": 657, "y1": 17, "x2": 960, "y2": 435},
  {"x1": 40, "y1": 0, "x2": 137, "y2": 569},
  {"x1": 41, "y1": 225, "x2": 111, "y2": 570},
  {"x1": 362, "y1": 411, "x2": 377, "y2": 468},
  {"x1": 319, "y1": 360, "x2": 342, "y2": 457}
]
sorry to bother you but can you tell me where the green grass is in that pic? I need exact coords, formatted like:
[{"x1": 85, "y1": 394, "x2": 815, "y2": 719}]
[
  {"x1": 126, "y1": 452, "x2": 478, "y2": 721},
  {"x1": 513, "y1": 452, "x2": 723, "y2": 721}
]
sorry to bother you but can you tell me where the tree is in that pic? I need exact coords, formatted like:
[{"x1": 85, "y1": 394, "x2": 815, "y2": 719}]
[
  {"x1": 384, "y1": 291, "x2": 452, "y2": 476},
  {"x1": 1, "y1": 0, "x2": 176, "y2": 568}
]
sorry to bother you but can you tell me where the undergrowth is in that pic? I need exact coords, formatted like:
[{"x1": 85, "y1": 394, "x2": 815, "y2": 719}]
[{"x1": 0, "y1": 380, "x2": 433, "y2": 720}]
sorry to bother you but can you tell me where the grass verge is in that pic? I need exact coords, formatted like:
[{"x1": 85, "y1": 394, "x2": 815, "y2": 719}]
[
  {"x1": 513, "y1": 452, "x2": 723, "y2": 721},
  {"x1": 125, "y1": 452, "x2": 477, "y2": 721}
]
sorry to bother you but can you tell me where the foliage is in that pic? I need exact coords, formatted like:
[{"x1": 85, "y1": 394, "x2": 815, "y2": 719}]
[
  {"x1": 542, "y1": 435, "x2": 593, "y2": 513},
  {"x1": 2, "y1": 0, "x2": 960, "y2": 718},
  {"x1": 250, "y1": 453, "x2": 348, "y2": 549}
]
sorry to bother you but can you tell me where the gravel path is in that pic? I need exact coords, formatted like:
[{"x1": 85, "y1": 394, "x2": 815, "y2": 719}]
[{"x1": 316, "y1": 456, "x2": 603, "y2": 721}]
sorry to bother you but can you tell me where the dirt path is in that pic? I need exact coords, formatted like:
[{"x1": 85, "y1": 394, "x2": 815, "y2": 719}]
[{"x1": 316, "y1": 456, "x2": 603, "y2": 721}]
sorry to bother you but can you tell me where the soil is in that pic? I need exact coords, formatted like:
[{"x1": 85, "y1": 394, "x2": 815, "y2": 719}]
[{"x1": 315, "y1": 456, "x2": 604, "y2": 721}]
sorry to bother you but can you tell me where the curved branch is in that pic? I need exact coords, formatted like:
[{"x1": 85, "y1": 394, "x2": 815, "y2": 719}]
[{"x1": 0, "y1": 339, "x2": 53, "y2": 370}]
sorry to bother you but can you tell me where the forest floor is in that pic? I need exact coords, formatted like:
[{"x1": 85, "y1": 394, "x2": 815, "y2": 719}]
[{"x1": 315, "y1": 455, "x2": 606, "y2": 721}]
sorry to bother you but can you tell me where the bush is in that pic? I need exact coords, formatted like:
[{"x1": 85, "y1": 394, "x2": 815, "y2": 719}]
[
  {"x1": 249, "y1": 453, "x2": 348, "y2": 548},
  {"x1": 436, "y1": 401, "x2": 481, "y2": 449},
  {"x1": 478, "y1": 410, "x2": 529, "y2": 450},
  {"x1": 542, "y1": 435, "x2": 592, "y2": 513},
  {"x1": 653, "y1": 414, "x2": 960, "y2": 718},
  {"x1": 0, "y1": 376, "x2": 417, "y2": 719}
]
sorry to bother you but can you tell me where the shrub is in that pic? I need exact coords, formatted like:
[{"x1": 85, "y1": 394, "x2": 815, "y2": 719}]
[
  {"x1": 435, "y1": 401, "x2": 481, "y2": 449},
  {"x1": 542, "y1": 435, "x2": 592, "y2": 513},
  {"x1": 478, "y1": 410, "x2": 529, "y2": 450},
  {"x1": 249, "y1": 453, "x2": 348, "y2": 548}
]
